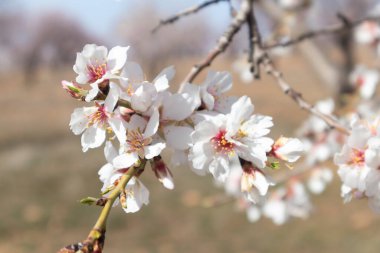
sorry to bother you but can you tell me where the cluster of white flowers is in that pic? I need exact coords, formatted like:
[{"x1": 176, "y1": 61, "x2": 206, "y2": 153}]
[
  {"x1": 334, "y1": 116, "x2": 380, "y2": 212},
  {"x1": 63, "y1": 44, "x2": 305, "y2": 215},
  {"x1": 237, "y1": 13, "x2": 377, "y2": 218}
]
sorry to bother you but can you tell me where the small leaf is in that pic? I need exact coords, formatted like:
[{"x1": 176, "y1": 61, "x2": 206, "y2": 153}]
[{"x1": 80, "y1": 197, "x2": 97, "y2": 206}]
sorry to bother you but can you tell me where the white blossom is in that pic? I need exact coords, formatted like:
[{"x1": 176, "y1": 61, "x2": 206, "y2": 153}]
[
  {"x1": 241, "y1": 165, "x2": 274, "y2": 203},
  {"x1": 189, "y1": 96, "x2": 273, "y2": 182},
  {"x1": 69, "y1": 83, "x2": 126, "y2": 152},
  {"x1": 113, "y1": 109, "x2": 165, "y2": 169},
  {"x1": 334, "y1": 118, "x2": 372, "y2": 200},
  {"x1": 200, "y1": 71, "x2": 237, "y2": 113},
  {"x1": 98, "y1": 142, "x2": 150, "y2": 213},
  {"x1": 73, "y1": 44, "x2": 129, "y2": 101}
]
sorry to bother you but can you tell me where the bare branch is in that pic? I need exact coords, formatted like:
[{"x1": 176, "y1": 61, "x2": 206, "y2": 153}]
[
  {"x1": 247, "y1": 4, "x2": 262, "y2": 78},
  {"x1": 248, "y1": 5, "x2": 350, "y2": 135},
  {"x1": 179, "y1": 0, "x2": 253, "y2": 91},
  {"x1": 263, "y1": 15, "x2": 380, "y2": 50},
  {"x1": 152, "y1": 0, "x2": 230, "y2": 33},
  {"x1": 261, "y1": 54, "x2": 350, "y2": 135}
]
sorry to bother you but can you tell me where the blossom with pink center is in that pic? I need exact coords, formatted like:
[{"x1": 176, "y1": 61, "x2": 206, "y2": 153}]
[
  {"x1": 112, "y1": 109, "x2": 166, "y2": 169},
  {"x1": 189, "y1": 96, "x2": 274, "y2": 182},
  {"x1": 69, "y1": 83, "x2": 126, "y2": 152},
  {"x1": 73, "y1": 44, "x2": 129, "y2": 101},
  {"x1": 334, "y1": 118, "x2": 372, "y2": 199}
]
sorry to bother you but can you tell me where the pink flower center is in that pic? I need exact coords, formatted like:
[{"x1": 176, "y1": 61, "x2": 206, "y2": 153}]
[
  {"x1": 211, "y1": 130, "x2": 235, "y2": 154},
  {"x1": 89, "y1": 104, "x2": 108, "y2": 127},
  {"x1": 87, "y1": 63, "x2": 107, "y2": 82},
  {"x1": 350, "y1": 148, "x2": 365, "y2": 165},
  {"x1": 356, "y1": 76, "x2": 365, "y2": 87}
]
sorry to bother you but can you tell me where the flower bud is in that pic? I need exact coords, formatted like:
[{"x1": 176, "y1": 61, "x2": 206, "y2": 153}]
[
  {"x1": 151, "y1": 156, "x2": 174, "y2": 190},
  {"x1": 62, "y1": 80, "x2": 87, "y2": 100}
]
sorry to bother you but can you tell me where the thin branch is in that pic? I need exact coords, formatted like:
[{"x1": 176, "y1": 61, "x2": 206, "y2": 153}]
[
  {"x1": 179, "y1": 0, "x2": 253, "y2": 92},
  {"x1": 248, "y1": 5, "x2": 350, "y2": 135},
  {"x1": 58, "y1": 160, "x2": 146, "y2": 253},
  {"x1": 152, "y1": 0, "x2": 230, "y2": 33},
  {"x1": 247, "y1": 3, "x2": 261, "y2": 78},
  {"x1": 263, "y1": 15, "x2": 380, "y2": 50},
  {"x1": 261, "y1": 54, "x2": 350, "y2": 135}
]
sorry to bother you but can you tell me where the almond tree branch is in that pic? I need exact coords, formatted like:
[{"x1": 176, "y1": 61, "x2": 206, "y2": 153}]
[
  {"x1": 179, "y1": 0, "x2": 253, "y2": 92},
  {"x1": 58, "y1": 160, "x2": 146, "y2": 253},
  {"x1": 248, "y1": 5, "x2": 350, "y2": 135},
  {"x1": 247, "y1": 5, "x2": 257, "y2": 77},
  {"x1": 152, "y1": 0, "x2": 230, "y2": 33},
  {"x1": 262, "y1": 54, "x2": 350, "y2": 134},
  {"x1": 263, "y1": 15, "x2": 380, "y2": 50}
]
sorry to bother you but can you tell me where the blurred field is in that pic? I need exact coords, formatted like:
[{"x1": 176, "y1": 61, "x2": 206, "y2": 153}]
[{"x1": 1, "y1": 55, "x2": 380, "y2": 253}]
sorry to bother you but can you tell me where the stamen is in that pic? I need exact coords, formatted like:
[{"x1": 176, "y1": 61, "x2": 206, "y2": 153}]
[
  {"x1": 88, "y1": 104, "x2": 109, "y2": 127},
  {"x1": 127, "y1": 129, "x2": 152, "y2": 152},
  {"x1": 350, "y1": 148, "x2": 365, "y2": 165},
  {"x1": 211, "y1": 130, "x2": 235, "y2": 155},
  {"x1": 87, "y1": 62, "x2": 107, "y2": 82}
]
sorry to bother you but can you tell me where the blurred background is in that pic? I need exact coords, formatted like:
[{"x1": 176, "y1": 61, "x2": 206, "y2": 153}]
[{"x1": 1, "y1": 0, "x2": 380, "y2": 252}]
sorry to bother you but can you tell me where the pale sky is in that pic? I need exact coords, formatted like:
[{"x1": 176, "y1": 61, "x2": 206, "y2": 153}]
[{"x1": 4, "y1": 0, "x2": 229, "y2": 40}]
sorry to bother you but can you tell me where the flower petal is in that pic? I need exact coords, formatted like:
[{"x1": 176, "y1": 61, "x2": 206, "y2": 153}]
[
  {"x1": 164, "y1": 125, "x2": 193, "y2": 150},
  {"x1": 81, "y1": 126, "x2": 106, "y2": 152},
  {"x1": 107, "y1": 46, "x2": 129, "y2": 72},
  {"x1": 113, "y1": 152, "x2": 139, "y2": 169},
  {"x1": 144, "y1": 141, "x2": 166, "y2": 159}
]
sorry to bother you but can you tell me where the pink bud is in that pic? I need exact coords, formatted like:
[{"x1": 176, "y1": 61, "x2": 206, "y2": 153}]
[{"x1": 151, "y1": 156, "x2": 174, "y2": 190}]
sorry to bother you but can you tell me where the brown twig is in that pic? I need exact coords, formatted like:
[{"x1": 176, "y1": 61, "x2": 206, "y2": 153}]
[
  {"x1": 247, "y1": 3, "x2": 262, "y2": 78},
  {"x1": 262, "y1": 54, "x2": 350, "y2": 134},
  {"x1": 58, "y1": 161, "x2": 146, "y2": 253},
  {"x1": 152, "y1": 0, "x2": 230, "y2": 33},
  {"x1": 173, "y1": 0, "x2": 350, "y2": 133},
  {"x1": 178, "y1": 0, "x2": 253, "y2": 91},
  {"x1": 263, "y1": 15, "x2": 380, "y2": 50},
  {"x1": 248, "y1": 5, "x2": 350, "y2": 135}
]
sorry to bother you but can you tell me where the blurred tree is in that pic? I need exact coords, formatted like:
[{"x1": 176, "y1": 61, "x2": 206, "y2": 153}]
[{"x1": 23, "y1": 12, "x2": 101, "y2": 84}]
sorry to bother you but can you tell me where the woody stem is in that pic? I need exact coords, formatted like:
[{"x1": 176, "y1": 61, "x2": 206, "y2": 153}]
[{"x1": 87, "y1": 159, "x2": 146, "y2": 240}]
